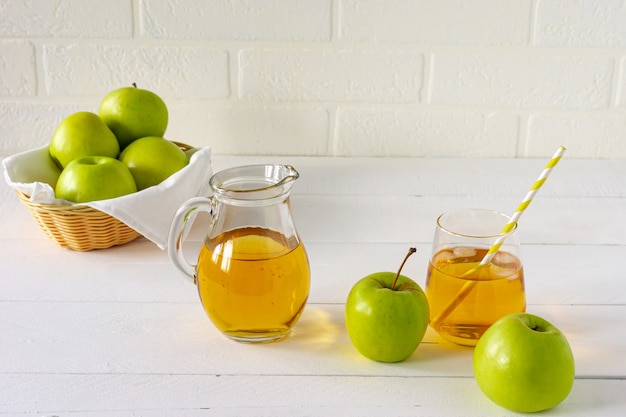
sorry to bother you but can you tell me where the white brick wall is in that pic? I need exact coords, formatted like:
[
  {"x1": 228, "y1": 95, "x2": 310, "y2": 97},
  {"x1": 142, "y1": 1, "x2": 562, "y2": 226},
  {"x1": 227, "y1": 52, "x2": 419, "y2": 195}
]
[{"x1": 1, "y1": 0, "x2": 625, "y2": 158}]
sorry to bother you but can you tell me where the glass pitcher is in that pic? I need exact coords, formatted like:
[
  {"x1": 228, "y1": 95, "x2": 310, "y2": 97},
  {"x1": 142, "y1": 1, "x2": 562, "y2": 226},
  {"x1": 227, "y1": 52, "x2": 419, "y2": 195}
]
[{"x1": 168, "y1": 164, "x2": 310, "y2": 343}]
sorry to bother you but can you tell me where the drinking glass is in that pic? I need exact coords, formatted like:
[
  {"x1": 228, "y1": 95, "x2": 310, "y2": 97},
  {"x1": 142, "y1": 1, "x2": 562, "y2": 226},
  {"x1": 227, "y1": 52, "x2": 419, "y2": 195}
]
[{"x1": 425, "y1": 209, "x2": 526, "y2": 346}]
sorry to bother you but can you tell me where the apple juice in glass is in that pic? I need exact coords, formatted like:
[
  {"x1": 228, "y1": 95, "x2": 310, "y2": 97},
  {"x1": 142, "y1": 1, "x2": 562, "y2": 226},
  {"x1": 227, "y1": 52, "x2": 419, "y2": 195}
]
[{"x1": 425, "y1": 209, "x2": 526, "y2": 346}]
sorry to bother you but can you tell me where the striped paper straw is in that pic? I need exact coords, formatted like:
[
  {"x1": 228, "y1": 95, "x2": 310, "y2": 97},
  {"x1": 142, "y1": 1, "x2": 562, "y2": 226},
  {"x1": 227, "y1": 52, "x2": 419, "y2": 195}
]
[
  {"x1": 467, "y1": 145, "x2": 566, "y2": 275},
  {"x1": 432, "y1": 146, "x2": 567, "y2": 325}
]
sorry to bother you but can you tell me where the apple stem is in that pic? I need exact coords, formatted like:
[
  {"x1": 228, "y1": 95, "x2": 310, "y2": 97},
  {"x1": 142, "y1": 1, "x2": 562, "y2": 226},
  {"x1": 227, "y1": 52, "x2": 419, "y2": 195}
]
[
  {"x1": 391, "y1": 247, "x2": 417, "y2": 290},
  {"x1": 132, "y1": 82, "x2": 137, "y2": 88}
]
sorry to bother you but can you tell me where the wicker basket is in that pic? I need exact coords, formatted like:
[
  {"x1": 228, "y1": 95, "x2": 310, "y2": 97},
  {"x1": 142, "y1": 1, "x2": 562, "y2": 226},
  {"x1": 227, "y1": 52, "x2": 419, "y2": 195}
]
[
  {"x1": 16, "y1": 189, "x2": 141, "y2": 251},
  {"x1": 14, "y1": 141, "x2": 194, "y2": 252}
]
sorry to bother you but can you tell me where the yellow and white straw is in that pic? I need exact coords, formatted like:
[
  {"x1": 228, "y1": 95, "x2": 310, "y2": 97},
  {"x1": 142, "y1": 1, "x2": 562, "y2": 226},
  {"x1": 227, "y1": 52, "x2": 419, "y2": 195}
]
[
  {"x1": 432, "y1": 146, "x2": 567, "y2": 324},
  {"x1": 468, "y1": 145, "x2": 566, "y2": 274}
]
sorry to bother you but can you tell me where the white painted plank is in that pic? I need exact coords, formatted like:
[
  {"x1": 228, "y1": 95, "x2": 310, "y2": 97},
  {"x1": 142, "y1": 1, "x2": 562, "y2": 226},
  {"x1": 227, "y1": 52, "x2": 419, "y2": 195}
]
[
  {"x1": 6, "y1": 192, "x2": 625, "y2": 245},
  {"x1": 306, "y1": 243, "x2": 626, "y2": 306},
  {"x1": 4, "y1": 194, "x2": 625, "y2": 252},
  {"x1": 1, "y1": 374, "x2": 624, "y2": 417},
  {"x1": 210, "y1": 156, "x2": 626, "y2": 198},
  {"x1": 290, "y1": 194, "x2": 626, "y2": 245},
  {"x1": 0, "y1": 303, "x2": 623, "y2": 379},
  {"x1": 1, "y1": 240, "x2": 625, "y2": 306}
]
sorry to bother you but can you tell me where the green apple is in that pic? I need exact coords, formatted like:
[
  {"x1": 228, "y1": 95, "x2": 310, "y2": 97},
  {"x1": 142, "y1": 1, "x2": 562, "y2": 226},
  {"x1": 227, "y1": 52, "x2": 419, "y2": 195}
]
[
  {"x1": 118, "y1": 136, "x2": 188, "y2": 190},
  {"x1": 473, "y1": 313, "x2": 575, "y2": 413},
  {"x1": 55, "y1": 156, "x2": 137, "y2": 203},
  {"x1": 345, "y1": 248, "x2": 429, "y2": 362},
  {"x1": 49, "y1": 111, "x2": 120, "y2": 169},
  {"x1": 99, "y1": 84, "x2": 168, "y2": 149}
]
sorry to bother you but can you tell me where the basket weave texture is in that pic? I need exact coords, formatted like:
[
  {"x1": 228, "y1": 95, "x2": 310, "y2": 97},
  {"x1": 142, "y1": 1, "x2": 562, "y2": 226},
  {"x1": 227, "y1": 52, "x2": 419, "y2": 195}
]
[{"x1": 17, "y1": 189, "x2": 141, "y2": 251}]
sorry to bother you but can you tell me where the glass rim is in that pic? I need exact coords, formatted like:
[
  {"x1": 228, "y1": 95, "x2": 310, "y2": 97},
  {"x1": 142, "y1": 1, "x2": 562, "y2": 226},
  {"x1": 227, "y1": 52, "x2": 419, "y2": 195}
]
[
  {"x1": 436, "y1": 208, "x2": 518, "y2": 239},
  {"x1": 209, "y1": 164, "x2": 299, "y2": 193}
]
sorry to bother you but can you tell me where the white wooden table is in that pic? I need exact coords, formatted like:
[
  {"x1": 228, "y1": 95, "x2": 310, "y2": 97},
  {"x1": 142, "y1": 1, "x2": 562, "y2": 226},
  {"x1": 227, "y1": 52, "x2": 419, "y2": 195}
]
[{"x1": 1, "y1": 155, "x2": 625, "y2": 416}]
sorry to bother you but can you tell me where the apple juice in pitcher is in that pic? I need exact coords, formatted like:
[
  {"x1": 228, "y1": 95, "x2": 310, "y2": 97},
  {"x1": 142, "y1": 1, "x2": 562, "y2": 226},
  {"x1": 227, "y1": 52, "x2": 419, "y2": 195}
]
[
  {"x1": 196, "y1": 226, "x2": 310, "y2": 342},
  {"x1": 168, "y1": 164, "x2": 310, "y2": 343}
]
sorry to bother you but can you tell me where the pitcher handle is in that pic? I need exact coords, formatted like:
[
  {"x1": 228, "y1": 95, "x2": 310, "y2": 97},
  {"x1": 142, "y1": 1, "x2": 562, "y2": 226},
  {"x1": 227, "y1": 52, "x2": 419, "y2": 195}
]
[{"x1": 168, "y1": 196, "x2": 214, "y2": 283}]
